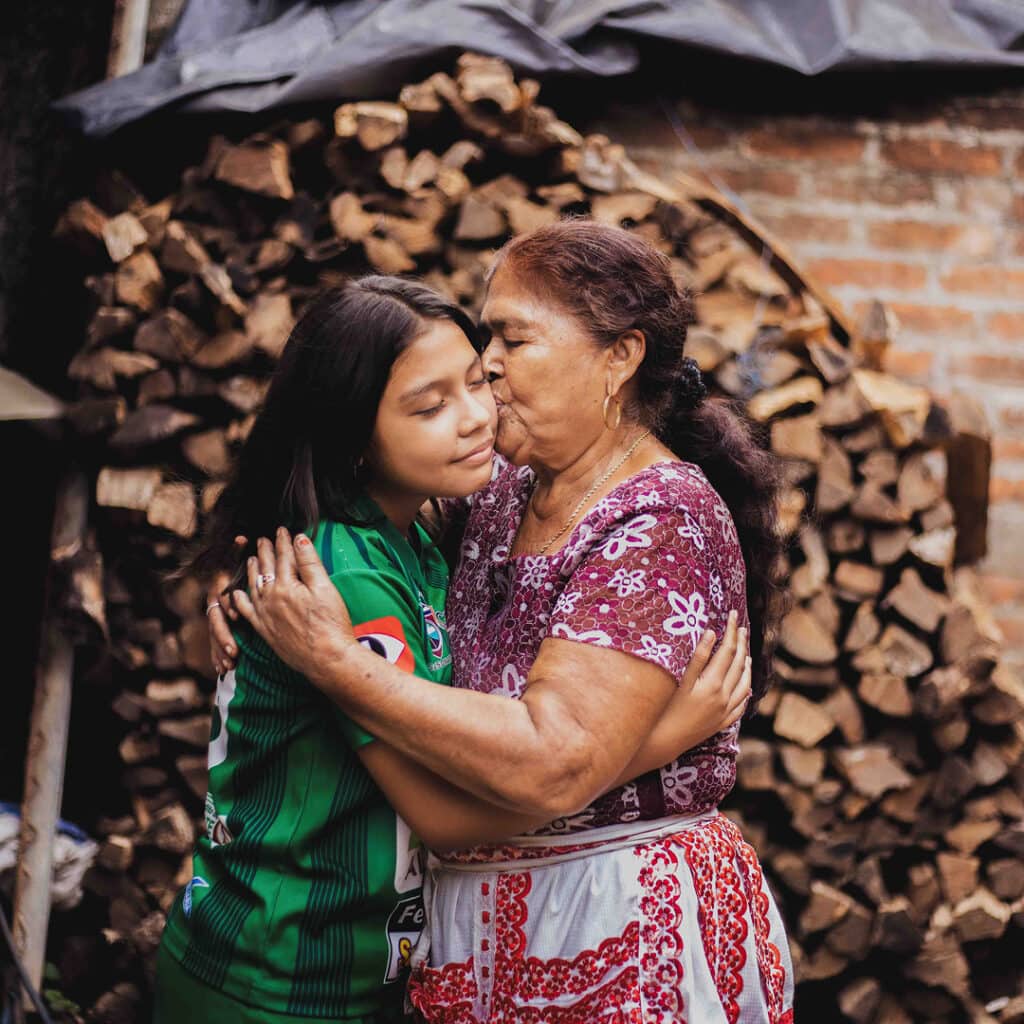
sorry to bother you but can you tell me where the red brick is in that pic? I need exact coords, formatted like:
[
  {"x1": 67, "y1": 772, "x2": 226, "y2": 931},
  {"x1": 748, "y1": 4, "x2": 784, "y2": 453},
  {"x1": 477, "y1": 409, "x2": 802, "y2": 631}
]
[
  {"x1": 805, "y1": 258, "x2": 928, "y2": 291},
  {"x1": 954, "y1": 97, "x2": 1024, "y2": 132},
  {"x1": 882, "y1": 137, "x2": 1004, "y2": 177},
  {"x1": 994, "y1": 438, "x2": 1024, "y2": 461},
  {"x1": 815, "y1": 172, "x2": 934, "y2": 206},
  {"x1": 867, "y1": 220, "x2": 963, "y2": 251},
  {"x1": 987, "y1": 312, "x2": 1024, "y2": 341},
  {"x1": 940, "y1": 265, "x2": 1024, "y2": 298},
  {"x1": 715, "y1": 167, "x2": 802, "y2": 198},
  {"x1": 1000, "y1": 406, "x2": 1024, "y2": 432},
  {"x1": 952, "y1": 353, "x2": 1024, "y2": 384},
  {"x1": 881, "y1": 347, "x2": 934, "y2": 379},
  {"x1": 994, "y1": 612, "x2": 1024, "y2": 648},
  {"x1": 886, "y1": 303, "x2": 975, "y2": 336},
  {"x1": 755, "y1": 212, "x2": 851, "y2": 245},
  {"x1": 990, "y1": 477, "x2": 1024, "y2": 503},
  {"x1": 956, "y1": 179, "x2": 1016, "y2": 219},
  {"x1": 979, "y1": 573, "x2": 1024, "y2": 606},
  {"x1": 743, "y1": 128, "x2": 866, "y2": 163}
]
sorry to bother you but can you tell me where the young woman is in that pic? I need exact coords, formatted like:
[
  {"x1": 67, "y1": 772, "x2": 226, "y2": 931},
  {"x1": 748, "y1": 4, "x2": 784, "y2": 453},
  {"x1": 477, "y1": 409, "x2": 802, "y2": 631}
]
[{"x1": 159, "y1": 276, "x2": 750, "y2": 1024}]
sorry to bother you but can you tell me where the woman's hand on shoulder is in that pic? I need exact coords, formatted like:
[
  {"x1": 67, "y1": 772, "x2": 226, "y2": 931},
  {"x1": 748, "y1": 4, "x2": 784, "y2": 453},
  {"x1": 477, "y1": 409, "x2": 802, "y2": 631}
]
[
  {"x1": 207, "y1": 573, "x2": 237, "y2": 676},
  {"x1": 231, "y1": 528, "x2": 357, "y2": 682},
  {"x1": 669, "y1": 609, "x2": 751, "y2": 745},
  {"x1": 617, "y1": 610, "x2": 749, "y2": 784}
]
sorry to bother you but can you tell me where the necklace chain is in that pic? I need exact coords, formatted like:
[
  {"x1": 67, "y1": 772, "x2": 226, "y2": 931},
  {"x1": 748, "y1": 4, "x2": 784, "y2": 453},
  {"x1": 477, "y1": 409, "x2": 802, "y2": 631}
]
[{"x1": 532, "y1": 430, "x2": 651, "y2": 556}]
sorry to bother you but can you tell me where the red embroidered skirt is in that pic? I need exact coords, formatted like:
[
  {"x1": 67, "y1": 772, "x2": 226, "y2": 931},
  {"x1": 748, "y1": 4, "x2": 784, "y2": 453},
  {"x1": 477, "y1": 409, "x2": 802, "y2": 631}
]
[{"x1": 408, "y1": 812, "x2": 794, "y2": 1023}]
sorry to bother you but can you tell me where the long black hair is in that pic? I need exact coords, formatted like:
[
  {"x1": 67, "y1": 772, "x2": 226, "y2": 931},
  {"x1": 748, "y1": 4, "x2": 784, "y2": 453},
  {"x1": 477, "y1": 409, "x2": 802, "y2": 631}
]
[
  {"x1": 185, "y1": 276, "x2": 479, "y2": 589},
  {"x1": 492, "y1": 220, "x2": 785, "y2": 706}
]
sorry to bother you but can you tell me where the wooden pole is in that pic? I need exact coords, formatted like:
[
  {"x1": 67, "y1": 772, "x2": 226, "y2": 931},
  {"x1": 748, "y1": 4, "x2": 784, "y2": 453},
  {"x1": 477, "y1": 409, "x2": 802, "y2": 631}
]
[
  {"x1": 11, "y1": 468, "x2": 88, "y2": 1013},
  {"x1": 107, "y1": 0, "x2": 152, "y2": 78}
]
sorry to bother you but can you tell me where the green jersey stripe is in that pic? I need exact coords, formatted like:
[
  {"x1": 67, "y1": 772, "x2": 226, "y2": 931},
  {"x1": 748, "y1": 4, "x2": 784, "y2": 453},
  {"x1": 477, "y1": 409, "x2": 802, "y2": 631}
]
[
  {"x1": 342, "y1": 523, "x2": 376, "y2": 570},
  {"x1": 320, "y1": 521, "x2": 336, "y2": 575}
]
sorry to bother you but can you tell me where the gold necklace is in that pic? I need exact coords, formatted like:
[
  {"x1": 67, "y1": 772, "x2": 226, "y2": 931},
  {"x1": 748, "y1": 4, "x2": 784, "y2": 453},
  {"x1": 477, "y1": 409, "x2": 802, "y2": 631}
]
[{"x1": 532, "y1": 430, "x2": 651, "y2": 556}]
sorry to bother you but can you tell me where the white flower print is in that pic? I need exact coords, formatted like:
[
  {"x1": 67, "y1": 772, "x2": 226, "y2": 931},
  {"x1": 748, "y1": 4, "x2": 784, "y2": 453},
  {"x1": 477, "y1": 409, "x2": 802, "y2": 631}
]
[
  {"x1": 601, "y1": 514, "x2": 658, "y2": 561},
  {"x1": 608, "y1": 567, "x2": 647, "y2": 598},
  {"x1": 551, "y1": 623, "x2": 613, "y2": 646},
  {"x1": 709, "y1": 570, "x2": 724, "y2": 609},
  {"x1": 518, "y1": 556, "x2": 548, "y2": 590},
  {"x1": 660, "y1": 763, "x2": 699, "y2": 809},
  {"x1": 726, "y1": 559, "x2": 746, "y2": 596},
  {"x1": 676, "y1": 509, "x2": 706, "y2": 551},
  {"x1": 639, "y1": 634, "x2": 673, "y2": 662},
  {"x1": 635, "y1": 489, "x2": 662, "y2": 510},
  {"x1": 553, "y1": 588, "x2": 582, "y2": 616},
  {"x1": 712, "y1": 500, "x2": 732, "y2": 527},
  {"x1": 498, "y1": 663, "x2": 526, "y2": 698},
  {"x1": 463, "y1": 539, "x2": 480, "y2": 561},
  {"x1": 491, "y1": 543, "x2": 509, "y2": 563},
  {"x1": 558, "y1": 523, "x2": 598, "y2": 576},
  {"x1": 663, "y1": 590, "x2": 709, "y2": 650}
]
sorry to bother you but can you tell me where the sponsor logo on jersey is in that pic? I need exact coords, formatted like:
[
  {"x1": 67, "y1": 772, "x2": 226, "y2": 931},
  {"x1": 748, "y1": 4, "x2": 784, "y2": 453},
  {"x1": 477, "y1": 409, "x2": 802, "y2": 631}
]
[
  {"x1": 393, "y1": 814, "x2": 424, "y2": 895},
  {"x1": 420, "y1": 602, "x2": 447, "y2": 662},
  {"x1": 183, "y1": 876, "x2": 209, "y2": 918},
  {"x1": 382, "y1": 894, "x2": 424, "y2": 983},
  {"x1": 204, "y1": 792, "x2": 235, "y2": 847},
  {"x1": 354, "y1": 616, "x2": 414, "y2": 673}
]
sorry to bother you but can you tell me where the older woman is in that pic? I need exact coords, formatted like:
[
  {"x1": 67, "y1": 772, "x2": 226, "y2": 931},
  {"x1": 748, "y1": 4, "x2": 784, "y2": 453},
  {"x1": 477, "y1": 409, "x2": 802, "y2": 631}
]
[{"x1": 226, "y1": 220, "x2": 794, "y2": 1022}]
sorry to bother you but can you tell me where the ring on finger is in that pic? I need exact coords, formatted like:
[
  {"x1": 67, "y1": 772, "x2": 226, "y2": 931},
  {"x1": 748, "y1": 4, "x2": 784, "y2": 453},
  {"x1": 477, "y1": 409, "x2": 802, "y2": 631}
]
[{"x1": 256, "y1": 573, "x2": 276, "y2": 590}]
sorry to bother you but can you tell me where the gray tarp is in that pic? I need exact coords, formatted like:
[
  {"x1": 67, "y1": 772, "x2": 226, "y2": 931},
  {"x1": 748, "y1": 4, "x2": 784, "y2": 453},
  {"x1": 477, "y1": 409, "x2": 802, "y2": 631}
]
[{"x1": 58, "y1": 0, "x2": 1024, "y2": 136}]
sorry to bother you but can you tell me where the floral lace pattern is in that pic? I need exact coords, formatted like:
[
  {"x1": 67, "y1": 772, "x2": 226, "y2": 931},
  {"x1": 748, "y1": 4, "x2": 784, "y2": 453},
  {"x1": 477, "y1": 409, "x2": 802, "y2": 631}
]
[
  {"x1": 447, "y1": 458, "x2": 746, "y2": 834},
  {"x1": 408, "y1": 816, "x2": 794, "y2": 1023}
]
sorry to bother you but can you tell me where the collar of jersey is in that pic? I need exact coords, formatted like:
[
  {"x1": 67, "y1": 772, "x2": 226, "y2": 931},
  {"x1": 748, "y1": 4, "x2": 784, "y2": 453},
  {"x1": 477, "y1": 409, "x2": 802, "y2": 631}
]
[{"x1": 347, "y1": 492, "x2": 432, "y2": 600}]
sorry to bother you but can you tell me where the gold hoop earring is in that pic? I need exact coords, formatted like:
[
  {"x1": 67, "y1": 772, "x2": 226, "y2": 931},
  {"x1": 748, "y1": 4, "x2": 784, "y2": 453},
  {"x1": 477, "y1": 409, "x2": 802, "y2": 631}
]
[{"x1": 602, "y1": 392, "x2": 622, "y2": 431}]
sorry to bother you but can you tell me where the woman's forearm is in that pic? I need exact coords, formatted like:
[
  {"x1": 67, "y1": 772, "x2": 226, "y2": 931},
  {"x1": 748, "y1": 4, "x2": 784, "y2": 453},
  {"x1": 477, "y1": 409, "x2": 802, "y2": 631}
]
[
  {"x1": 610, "y1": 715, "x2": 712, "y2": 788},
  {"x1": 360, "y1": 742, "x2": 548, "y2": 852},
  {"x1": 322, "y1": 641, "x2": 600, "y2": 817}
]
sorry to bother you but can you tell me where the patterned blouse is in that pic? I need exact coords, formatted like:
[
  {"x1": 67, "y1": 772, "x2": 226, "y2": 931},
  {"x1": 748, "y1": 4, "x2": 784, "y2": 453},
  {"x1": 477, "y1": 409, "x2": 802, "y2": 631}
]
[{"x1": 446, "y1": 456, "x2": 747, "y2": 836}]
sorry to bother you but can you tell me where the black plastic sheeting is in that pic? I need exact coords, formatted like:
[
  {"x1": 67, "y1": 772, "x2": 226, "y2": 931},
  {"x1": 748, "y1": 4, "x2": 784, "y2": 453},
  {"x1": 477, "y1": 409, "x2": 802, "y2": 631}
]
[{"x1": 58, "y1": 0, "x2": 1024, "y2": 136}]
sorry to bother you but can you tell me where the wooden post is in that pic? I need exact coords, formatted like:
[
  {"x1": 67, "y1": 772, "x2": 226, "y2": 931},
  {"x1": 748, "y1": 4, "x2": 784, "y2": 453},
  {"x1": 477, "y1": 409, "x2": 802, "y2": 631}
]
[
  {"x1": 12, "y1": 468, "x2": 88, "y2": 1012},
  {"x1": 107, "y1": 0, "x2": 152, "y2": 78}
]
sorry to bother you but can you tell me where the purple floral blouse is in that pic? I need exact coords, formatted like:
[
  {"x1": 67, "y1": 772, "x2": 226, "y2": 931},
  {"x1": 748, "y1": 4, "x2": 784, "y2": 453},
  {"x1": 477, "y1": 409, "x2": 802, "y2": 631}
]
[{"x1": 446, "y1": 456, "x2": 747, "y2": 836}]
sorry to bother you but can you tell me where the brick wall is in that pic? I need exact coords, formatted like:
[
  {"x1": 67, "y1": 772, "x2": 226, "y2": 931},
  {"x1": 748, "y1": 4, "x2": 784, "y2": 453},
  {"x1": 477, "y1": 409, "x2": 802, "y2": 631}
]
[{"x1": 590, "y1": 86, "x2": 1024, "y2": 664}]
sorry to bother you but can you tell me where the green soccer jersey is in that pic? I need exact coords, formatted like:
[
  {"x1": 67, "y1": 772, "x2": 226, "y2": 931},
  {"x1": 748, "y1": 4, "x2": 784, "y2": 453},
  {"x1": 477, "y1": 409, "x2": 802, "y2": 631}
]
[{"x1": 160, "y1": 500, "x2": 452, "y2": 1020}]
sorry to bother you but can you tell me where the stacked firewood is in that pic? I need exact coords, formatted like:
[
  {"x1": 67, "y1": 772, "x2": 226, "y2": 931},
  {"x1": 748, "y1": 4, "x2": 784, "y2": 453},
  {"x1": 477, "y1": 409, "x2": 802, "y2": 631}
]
[{"x1": 49, "y1": 55, "x2": 1023, "y2": 1022}]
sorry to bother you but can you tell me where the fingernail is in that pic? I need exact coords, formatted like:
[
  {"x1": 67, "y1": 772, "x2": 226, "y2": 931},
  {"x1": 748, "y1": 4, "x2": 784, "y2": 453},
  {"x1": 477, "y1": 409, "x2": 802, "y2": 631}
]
[
  {"x1": 227, "y1": 646, "x2": 236, "y2": 656},
  {"x1": 297, "y1": 534, "x2": 311, "y2": 546},
  {"x1": 729, "y1": 609, "x2": 737, "y2": 621}
]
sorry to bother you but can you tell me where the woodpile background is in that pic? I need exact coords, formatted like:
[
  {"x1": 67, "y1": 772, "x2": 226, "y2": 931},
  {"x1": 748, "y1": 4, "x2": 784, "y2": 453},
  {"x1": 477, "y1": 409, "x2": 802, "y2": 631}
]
[{"x1": 46, "y1": 55, "x2": 1024, "y2": 1023}]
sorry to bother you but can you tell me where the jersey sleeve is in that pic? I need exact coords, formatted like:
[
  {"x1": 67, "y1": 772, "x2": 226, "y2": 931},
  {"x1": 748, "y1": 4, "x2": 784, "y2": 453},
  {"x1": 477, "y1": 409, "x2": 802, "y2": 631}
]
[
  {"x1": 546, "y1": 508, "x2": 737, "y2": 682},
  {"x1": 328, "y1": 568, "x2": 431, "y2": 749}
]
